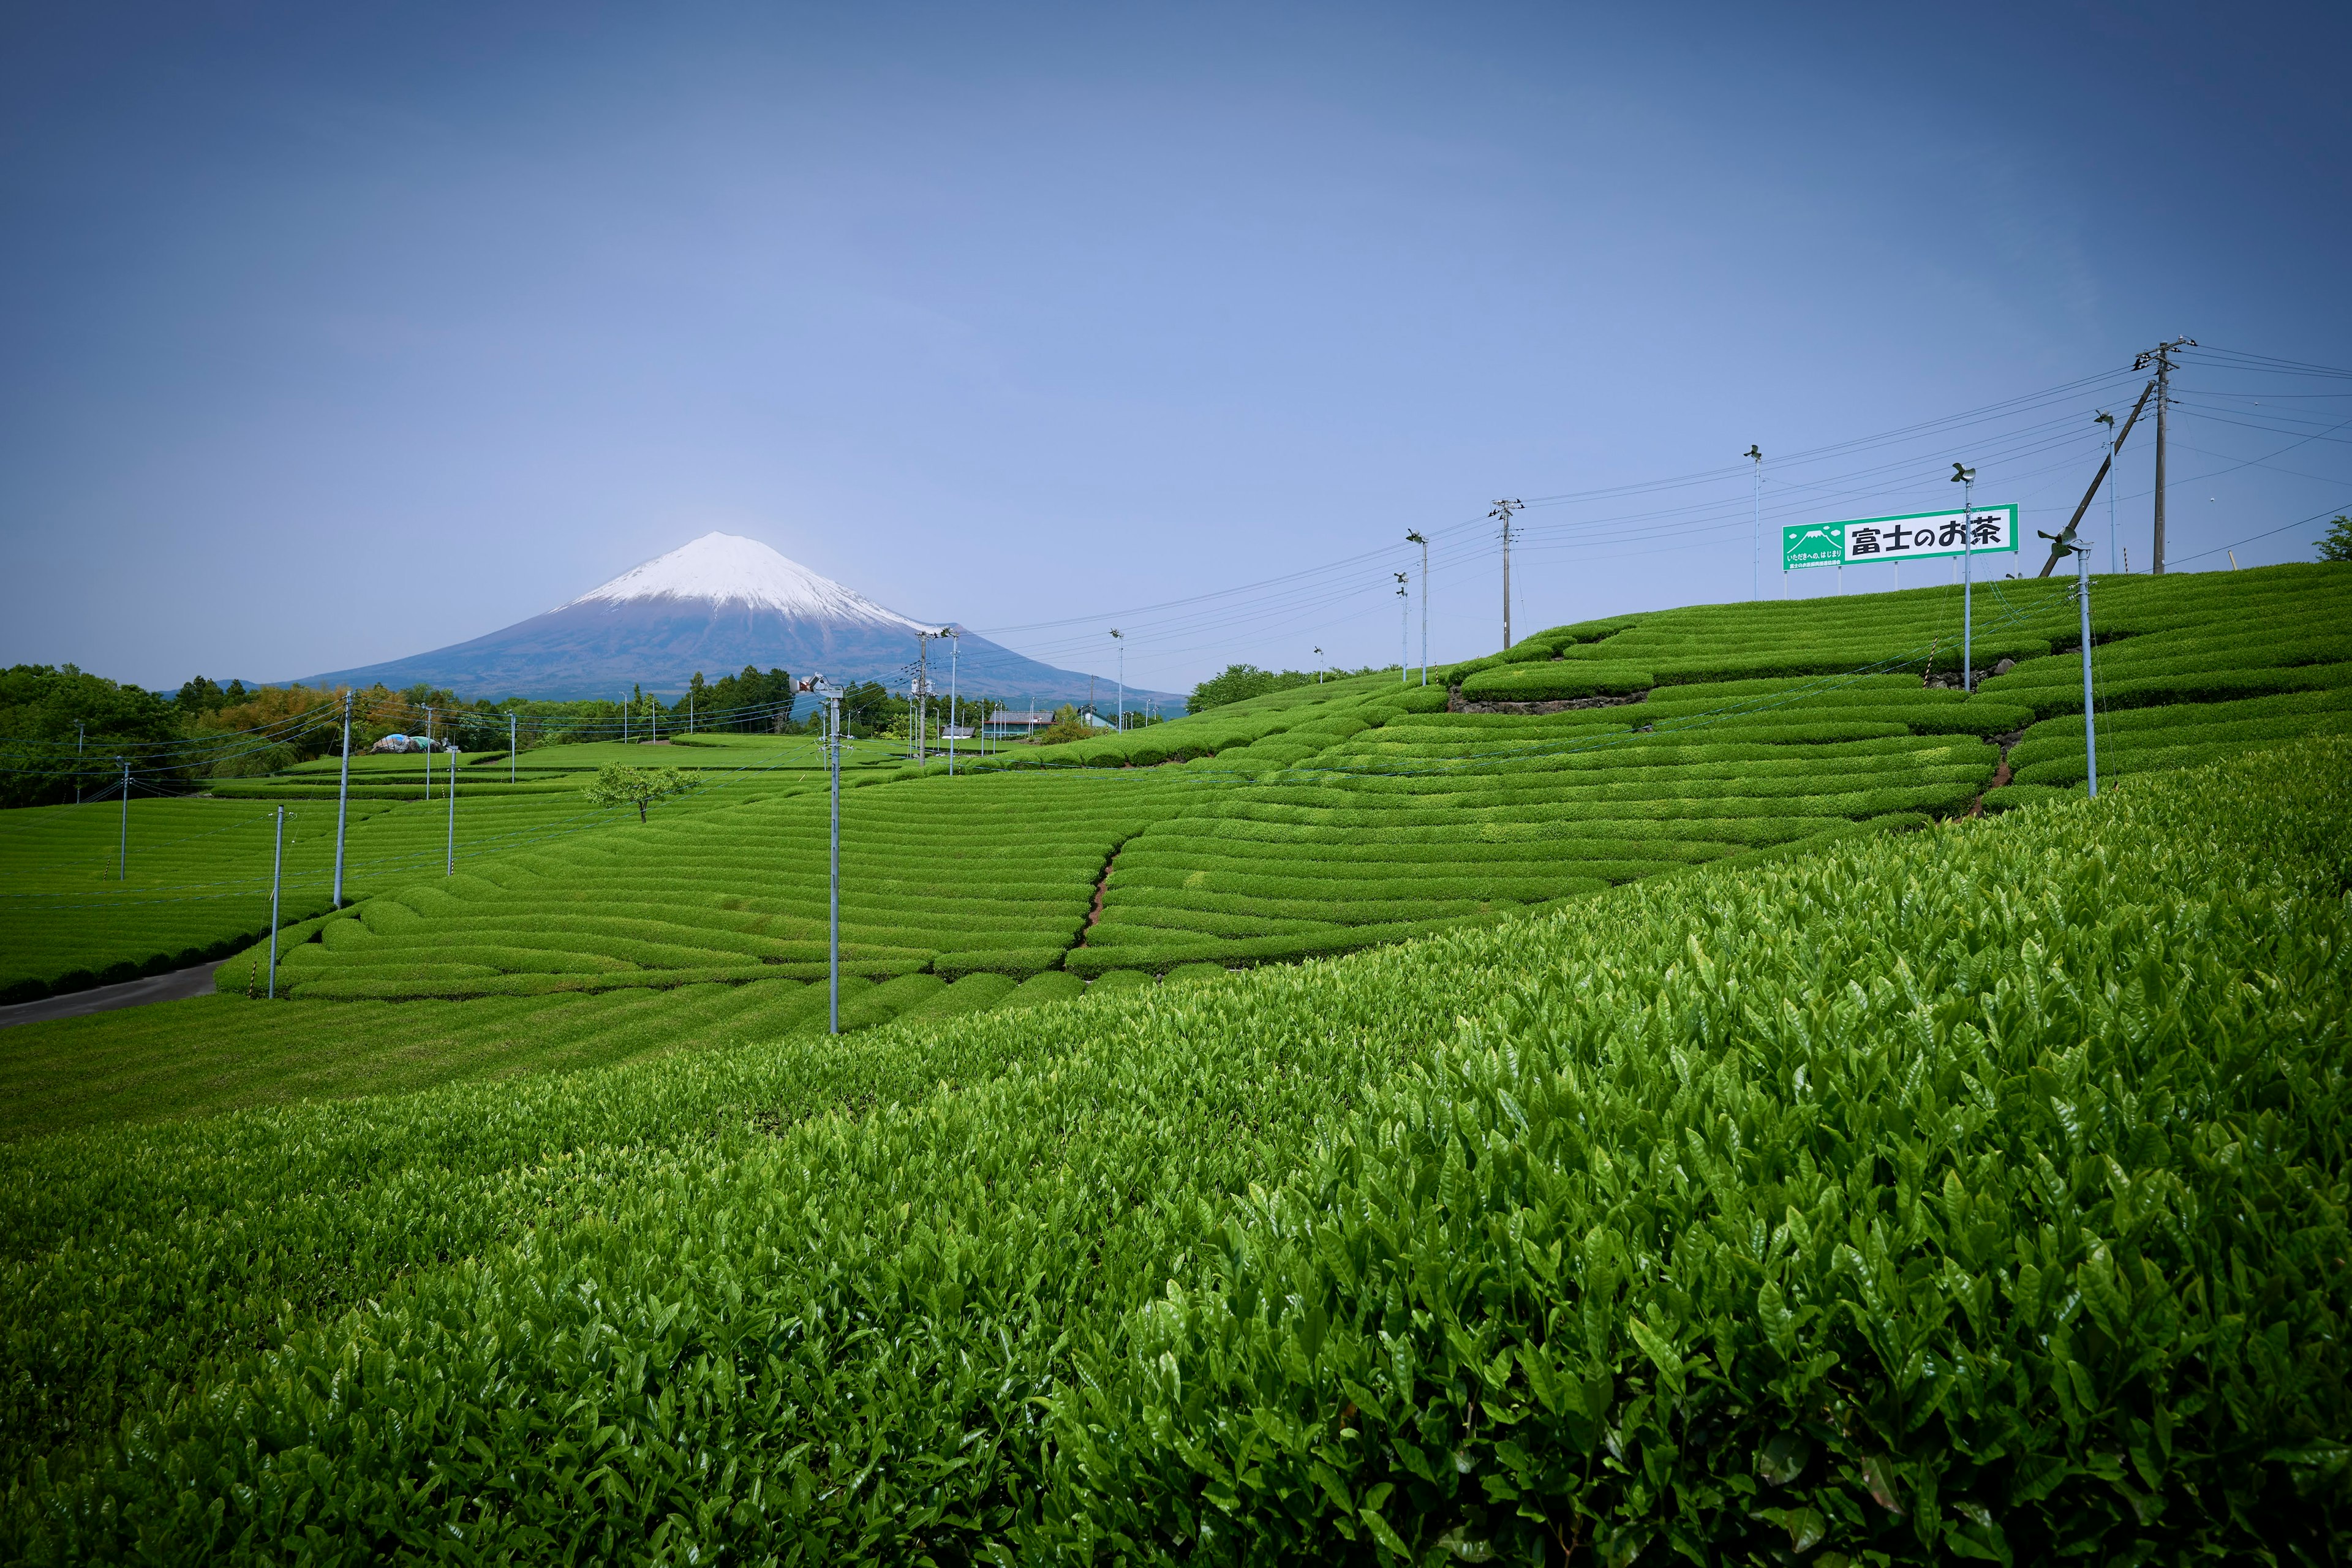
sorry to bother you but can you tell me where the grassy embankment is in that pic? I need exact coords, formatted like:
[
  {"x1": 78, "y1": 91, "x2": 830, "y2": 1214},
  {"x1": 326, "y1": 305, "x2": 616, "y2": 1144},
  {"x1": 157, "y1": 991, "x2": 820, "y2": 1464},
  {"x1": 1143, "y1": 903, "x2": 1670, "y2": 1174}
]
[{"x1": 2, "y1": 737, "x2": 2345, "y2": 1561}]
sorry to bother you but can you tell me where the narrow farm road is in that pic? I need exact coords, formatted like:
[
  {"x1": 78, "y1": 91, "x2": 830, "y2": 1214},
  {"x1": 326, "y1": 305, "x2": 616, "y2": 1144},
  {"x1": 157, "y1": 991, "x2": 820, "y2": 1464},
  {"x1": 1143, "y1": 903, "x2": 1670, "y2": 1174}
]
[{"x1": 0, "y1": 961, "x2": 230, "y2": 1030}]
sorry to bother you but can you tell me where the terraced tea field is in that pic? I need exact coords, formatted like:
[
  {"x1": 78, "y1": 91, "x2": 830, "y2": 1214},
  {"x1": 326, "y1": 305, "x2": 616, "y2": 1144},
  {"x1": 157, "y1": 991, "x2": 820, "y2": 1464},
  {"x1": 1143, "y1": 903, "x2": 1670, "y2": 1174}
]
[
  {"x1": 5, "y1": 737, "x2": 2346, "y2": 1562},
  {"x1": 8, "y1": 565, "x2": 2346, "y2": 1011}
]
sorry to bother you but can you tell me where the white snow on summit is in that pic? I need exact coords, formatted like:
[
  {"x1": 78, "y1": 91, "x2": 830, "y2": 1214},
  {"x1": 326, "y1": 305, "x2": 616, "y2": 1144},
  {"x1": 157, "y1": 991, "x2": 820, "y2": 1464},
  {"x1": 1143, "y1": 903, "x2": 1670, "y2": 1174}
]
[{"x1": 564, "y1": 533, "x2": 933, "y2": 630}]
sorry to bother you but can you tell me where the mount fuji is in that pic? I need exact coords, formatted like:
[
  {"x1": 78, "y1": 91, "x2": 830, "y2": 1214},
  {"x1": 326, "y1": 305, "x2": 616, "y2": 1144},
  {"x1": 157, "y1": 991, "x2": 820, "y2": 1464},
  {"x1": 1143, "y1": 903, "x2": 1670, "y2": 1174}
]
[{"x1": 294, "y1": 533, "x2": 1172, "y2": 710}]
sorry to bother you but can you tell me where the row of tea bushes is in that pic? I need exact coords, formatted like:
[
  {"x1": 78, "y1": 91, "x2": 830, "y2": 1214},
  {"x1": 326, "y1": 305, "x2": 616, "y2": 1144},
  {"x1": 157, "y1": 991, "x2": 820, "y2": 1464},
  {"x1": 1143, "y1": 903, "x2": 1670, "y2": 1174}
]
[
  {"x1": 250, "y1": 771, "x2": 1205, "y2": 997},
  {"x1": 0, "y1": 791, "x2": 652, "y2": 1004},
  {"x1": 1076, "y1": 725, "x2": 1995, "y2": 971},
  {"x1": 7, "y1": 741, "x2": 2343, "y2": 1561}
]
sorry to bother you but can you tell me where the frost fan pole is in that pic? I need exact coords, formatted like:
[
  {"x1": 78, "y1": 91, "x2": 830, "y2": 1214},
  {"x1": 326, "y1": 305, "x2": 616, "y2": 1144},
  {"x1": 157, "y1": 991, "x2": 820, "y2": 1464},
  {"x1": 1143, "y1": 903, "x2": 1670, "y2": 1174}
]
[
  {"x1": 2034, "y1": 379, "x2": 2155, "y2": 578},
  {"x1": 445, "y1": 740, "x2": 456, "y2": 876},
  {"x1": 333, "y1": 691, "x2": 351, "y2": 907},
  {"x1": 1950, "y1": 465, "x2": 1977, "y2": 692},
  {"x1": 117, "y1": 758, "x2": 130, "y2": 880},
  {"x1": 1405, "y1": 530, "x2": 1428, "y2": 684},
  {"x1": 2078, "y1": 541, "x2": 2100, "y2": 799},
  {"x1": 266, "y1": 806, "x2": 284, "y2": 999},
  {"x1": 801, "y1": 676, "x2": 843, "y2": 1035}
]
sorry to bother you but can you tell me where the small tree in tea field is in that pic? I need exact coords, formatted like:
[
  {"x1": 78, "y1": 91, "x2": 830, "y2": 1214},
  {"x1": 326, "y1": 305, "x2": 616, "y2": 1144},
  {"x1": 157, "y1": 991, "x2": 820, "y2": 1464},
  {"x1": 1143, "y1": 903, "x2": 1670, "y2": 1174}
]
[{"x1": 582, "y1": 764, "x2": 692, "y2": 822}]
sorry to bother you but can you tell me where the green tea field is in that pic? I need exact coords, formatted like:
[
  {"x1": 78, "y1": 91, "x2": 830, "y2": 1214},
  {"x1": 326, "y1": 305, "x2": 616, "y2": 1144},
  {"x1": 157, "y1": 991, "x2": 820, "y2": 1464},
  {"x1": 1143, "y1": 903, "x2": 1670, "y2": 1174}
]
[{"x1": 2, "y1": 564, "x2": 2349, "y2": 1561}]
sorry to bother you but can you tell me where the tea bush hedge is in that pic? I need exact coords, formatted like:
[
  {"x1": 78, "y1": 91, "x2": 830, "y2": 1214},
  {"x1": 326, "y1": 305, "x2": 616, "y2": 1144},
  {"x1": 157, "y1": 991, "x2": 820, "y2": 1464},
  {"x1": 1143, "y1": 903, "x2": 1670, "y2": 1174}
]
[{"x1": 5, "y1": 739, "x2": 2344, "y2": 1561}]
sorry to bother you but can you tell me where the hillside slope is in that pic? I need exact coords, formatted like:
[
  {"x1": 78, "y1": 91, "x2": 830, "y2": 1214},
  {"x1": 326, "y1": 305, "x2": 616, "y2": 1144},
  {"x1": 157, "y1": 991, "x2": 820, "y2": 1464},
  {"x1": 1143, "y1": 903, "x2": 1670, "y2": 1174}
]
[
  {"x1": 7, "y1": 739, "x2": 2346, "y2": 1561},
  {"x1": 252, "y1": 564, "x2": 2352, "y2": 994}
]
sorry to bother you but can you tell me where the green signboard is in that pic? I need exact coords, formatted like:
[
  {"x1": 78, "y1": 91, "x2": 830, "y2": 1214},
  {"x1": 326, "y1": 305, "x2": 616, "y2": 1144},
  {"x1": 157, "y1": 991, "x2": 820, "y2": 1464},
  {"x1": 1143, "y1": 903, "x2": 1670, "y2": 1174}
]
[{"x1": 1782, "y1": 504, "x2": 2021, "y2": 571}]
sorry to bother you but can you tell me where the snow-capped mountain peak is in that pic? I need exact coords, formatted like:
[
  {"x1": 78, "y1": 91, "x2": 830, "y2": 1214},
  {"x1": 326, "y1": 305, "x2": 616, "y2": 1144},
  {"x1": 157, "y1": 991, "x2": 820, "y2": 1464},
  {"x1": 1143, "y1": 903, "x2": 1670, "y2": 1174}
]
[{"x1": 562, "y1": 532, "x2": 933, "y2": 630}]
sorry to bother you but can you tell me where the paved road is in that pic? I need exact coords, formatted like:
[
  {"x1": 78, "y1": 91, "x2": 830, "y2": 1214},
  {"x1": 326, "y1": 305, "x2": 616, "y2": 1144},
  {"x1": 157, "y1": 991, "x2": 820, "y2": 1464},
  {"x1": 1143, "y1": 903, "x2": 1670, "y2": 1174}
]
[{"x1": 0, "y1": 960, "x2": 230, "y2": 1029}]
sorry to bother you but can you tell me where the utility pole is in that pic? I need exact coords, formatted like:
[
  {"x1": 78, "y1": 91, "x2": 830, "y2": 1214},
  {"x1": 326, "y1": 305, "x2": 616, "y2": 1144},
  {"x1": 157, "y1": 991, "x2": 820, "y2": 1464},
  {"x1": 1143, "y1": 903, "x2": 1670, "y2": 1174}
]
[
  {"x1": 333, "y1": 690, "x2": 352, "y2": 907},
  {"x1": 509, "y1": 711, "x2": 518, "y2": 785},
  {"x1": 799, "y1": 675, "x2": 842, "y2": 1035},
  {"x1": 267, "y1": 806, "x2": 284, "y2": 999},
  {"x1": 445, "y1": 739, "x2": 456, "y2": 875},
  {"x1": 75, "y1": 721, "x2": 84, "y2": 804},
  {"x1": 948, "y1": 630, "x2": 960, "y2": 775},
  {"x1": 423, "y1": 707, "x2": 432, "y2": 801},
  {"x1": 1110, "y1": 629, "x2": 1124, "y2": 733},
  {"x1": 2136, "y1": 336, "x2": 2194, "y2": 575},
  {"x1": 1490, "y1": 499, "x2": 1523, "y2": 650},
  {"x1": 117, "y1": 758, "x2": 129, "y2": 880},
  {"x1": 1951, "y1": 463, "x2": 1977, "y2": 691},
  {"x1": 1746, "y1": 447, "x2": 1763, "y2": 600},
  {"x1": 1395, "y1": 573, "x2": 1409, "y2": 681},
  {"x1": 1404, "y1": 530, "x2": 1428, "y2": 685}
]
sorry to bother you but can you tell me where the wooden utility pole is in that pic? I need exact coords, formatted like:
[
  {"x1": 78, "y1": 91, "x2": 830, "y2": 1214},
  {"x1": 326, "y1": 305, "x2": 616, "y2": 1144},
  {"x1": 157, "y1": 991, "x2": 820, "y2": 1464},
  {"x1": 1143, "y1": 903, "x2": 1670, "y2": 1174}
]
[{"x1": 2138, "y1": 337, "x2": 2193, "y2": 575}]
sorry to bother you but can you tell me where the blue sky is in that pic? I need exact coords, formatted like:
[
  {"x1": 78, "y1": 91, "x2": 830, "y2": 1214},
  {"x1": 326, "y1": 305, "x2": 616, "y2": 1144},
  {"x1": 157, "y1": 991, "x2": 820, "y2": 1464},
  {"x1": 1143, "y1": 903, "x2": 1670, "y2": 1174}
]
[{"x1": 2, "y1": 1, "x2": 2346, "y2": 695}]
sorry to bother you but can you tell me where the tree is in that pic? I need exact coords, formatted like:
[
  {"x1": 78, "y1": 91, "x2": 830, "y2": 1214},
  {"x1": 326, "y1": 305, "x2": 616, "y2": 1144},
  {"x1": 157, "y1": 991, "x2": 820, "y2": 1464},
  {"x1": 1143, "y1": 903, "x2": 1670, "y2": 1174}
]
[
  {"x1": 2319, "y1": 515, "x2": 2352, "y2": 563},
  {"x1": 1186, "y1": 662, "x2": 1382, "y2": 714},
  {"x1": 582, "y1": 764, "x2": 693, "y2": 823},
  {"x1": 1036, "y1": 703, "x2": 1094, "y2": 745},
  {"x1": 0, "y1": 664, "x2": 186, "y2": 808}
]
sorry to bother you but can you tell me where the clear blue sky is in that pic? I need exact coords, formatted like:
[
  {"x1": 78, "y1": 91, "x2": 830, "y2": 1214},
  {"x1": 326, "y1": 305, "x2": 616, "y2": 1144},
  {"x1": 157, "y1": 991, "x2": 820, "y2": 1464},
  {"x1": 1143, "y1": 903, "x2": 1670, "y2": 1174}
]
[{"x1": 3, "y1": 1, "x2": 2346, "y2": 695}]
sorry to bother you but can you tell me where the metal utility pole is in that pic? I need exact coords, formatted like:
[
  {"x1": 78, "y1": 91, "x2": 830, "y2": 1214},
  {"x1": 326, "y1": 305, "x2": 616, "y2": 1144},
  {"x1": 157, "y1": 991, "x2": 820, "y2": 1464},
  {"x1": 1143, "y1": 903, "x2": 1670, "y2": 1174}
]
[
  {"x1": 1490, "y1": 498, "x2": 1523, "y2": 650},
  {"x1": 1404, "y1": 530, "x2": 1428, "y2": 684},
  {"x1": 948, "y1": 630, "x2": 960, "y2": 775},
  {"x1": 2136, "y1": 337, "x2": 2193, "y2": 575},
  {"x1": 2035, "y1": 379, "x2": 2154, "y2": 578},
  {"x1": 1951, "y1": 464, "x2": 1978, "y2": 691},
  {"x1": 800, "y1": 676, "x2": 843, "y2": 1035},
  {"x1": 1395, "y1": 574, "x2": 1409, "y2": 681},
  {"x1": 2097, "y1": 410, "x2": 2119, "y2": 576},
  {"x1": 1110, "y1": 628, "x2": 1123, "y2": 734},
  {"x1": 267, "y1": 806, "x2": 284, "y2": 998},
  {"x1": 2041, "y1": 527, "x2": 2101, "y2": 799},
  {"x1": 2079, "y1": 535, "x2": 2099, "y2": 798},
  {"x1": 1746, "y1": 447, "x2": 1763, "y2": 600},
  {"x1": 333, "y1": 691, "x2": 352, "y2": 907},
  {"x1": 445, "y1": 740, "x2": 456, "y2": 875},
  {"x1": 117, "y1": 758, "x2": 129, "y2": 879}
]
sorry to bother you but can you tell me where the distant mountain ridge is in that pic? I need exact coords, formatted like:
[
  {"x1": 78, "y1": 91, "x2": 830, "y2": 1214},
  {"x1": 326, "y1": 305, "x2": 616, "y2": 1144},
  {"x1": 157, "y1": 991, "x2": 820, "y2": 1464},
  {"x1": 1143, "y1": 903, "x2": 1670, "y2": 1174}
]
[{"x1": 292, "y1": 533, "x2": 1173, "y2": 709}]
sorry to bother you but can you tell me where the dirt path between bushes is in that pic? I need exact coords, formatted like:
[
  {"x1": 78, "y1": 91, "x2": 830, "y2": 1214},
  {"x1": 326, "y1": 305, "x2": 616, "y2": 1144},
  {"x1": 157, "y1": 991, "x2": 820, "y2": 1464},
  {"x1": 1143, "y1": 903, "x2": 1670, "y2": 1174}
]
[{"x1": 1079, "y1": 842, "x2": 1126, "y2": 946}]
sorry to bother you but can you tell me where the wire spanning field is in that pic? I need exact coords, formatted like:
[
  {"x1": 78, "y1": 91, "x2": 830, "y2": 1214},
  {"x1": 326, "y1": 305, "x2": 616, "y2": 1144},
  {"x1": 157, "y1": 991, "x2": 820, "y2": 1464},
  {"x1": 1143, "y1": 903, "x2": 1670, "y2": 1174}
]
[{"x1": 4, "y1": 740, "x2": 2346, "y2": 1561}]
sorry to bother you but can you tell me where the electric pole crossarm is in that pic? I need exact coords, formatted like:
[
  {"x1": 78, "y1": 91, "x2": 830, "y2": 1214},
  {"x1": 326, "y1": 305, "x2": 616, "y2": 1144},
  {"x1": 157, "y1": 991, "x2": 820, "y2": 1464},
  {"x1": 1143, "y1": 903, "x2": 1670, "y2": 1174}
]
[{"x1": 2036, "y1": 377, "x2": 2156, "y2": 577}]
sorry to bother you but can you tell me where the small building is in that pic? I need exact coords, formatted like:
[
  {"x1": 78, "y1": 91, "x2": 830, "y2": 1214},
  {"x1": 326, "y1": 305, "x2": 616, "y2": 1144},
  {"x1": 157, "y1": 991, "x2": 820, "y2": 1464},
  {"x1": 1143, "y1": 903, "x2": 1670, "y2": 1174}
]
[{"x1": 981, "y1": 710, "x2": 1056, "y2": 739}]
